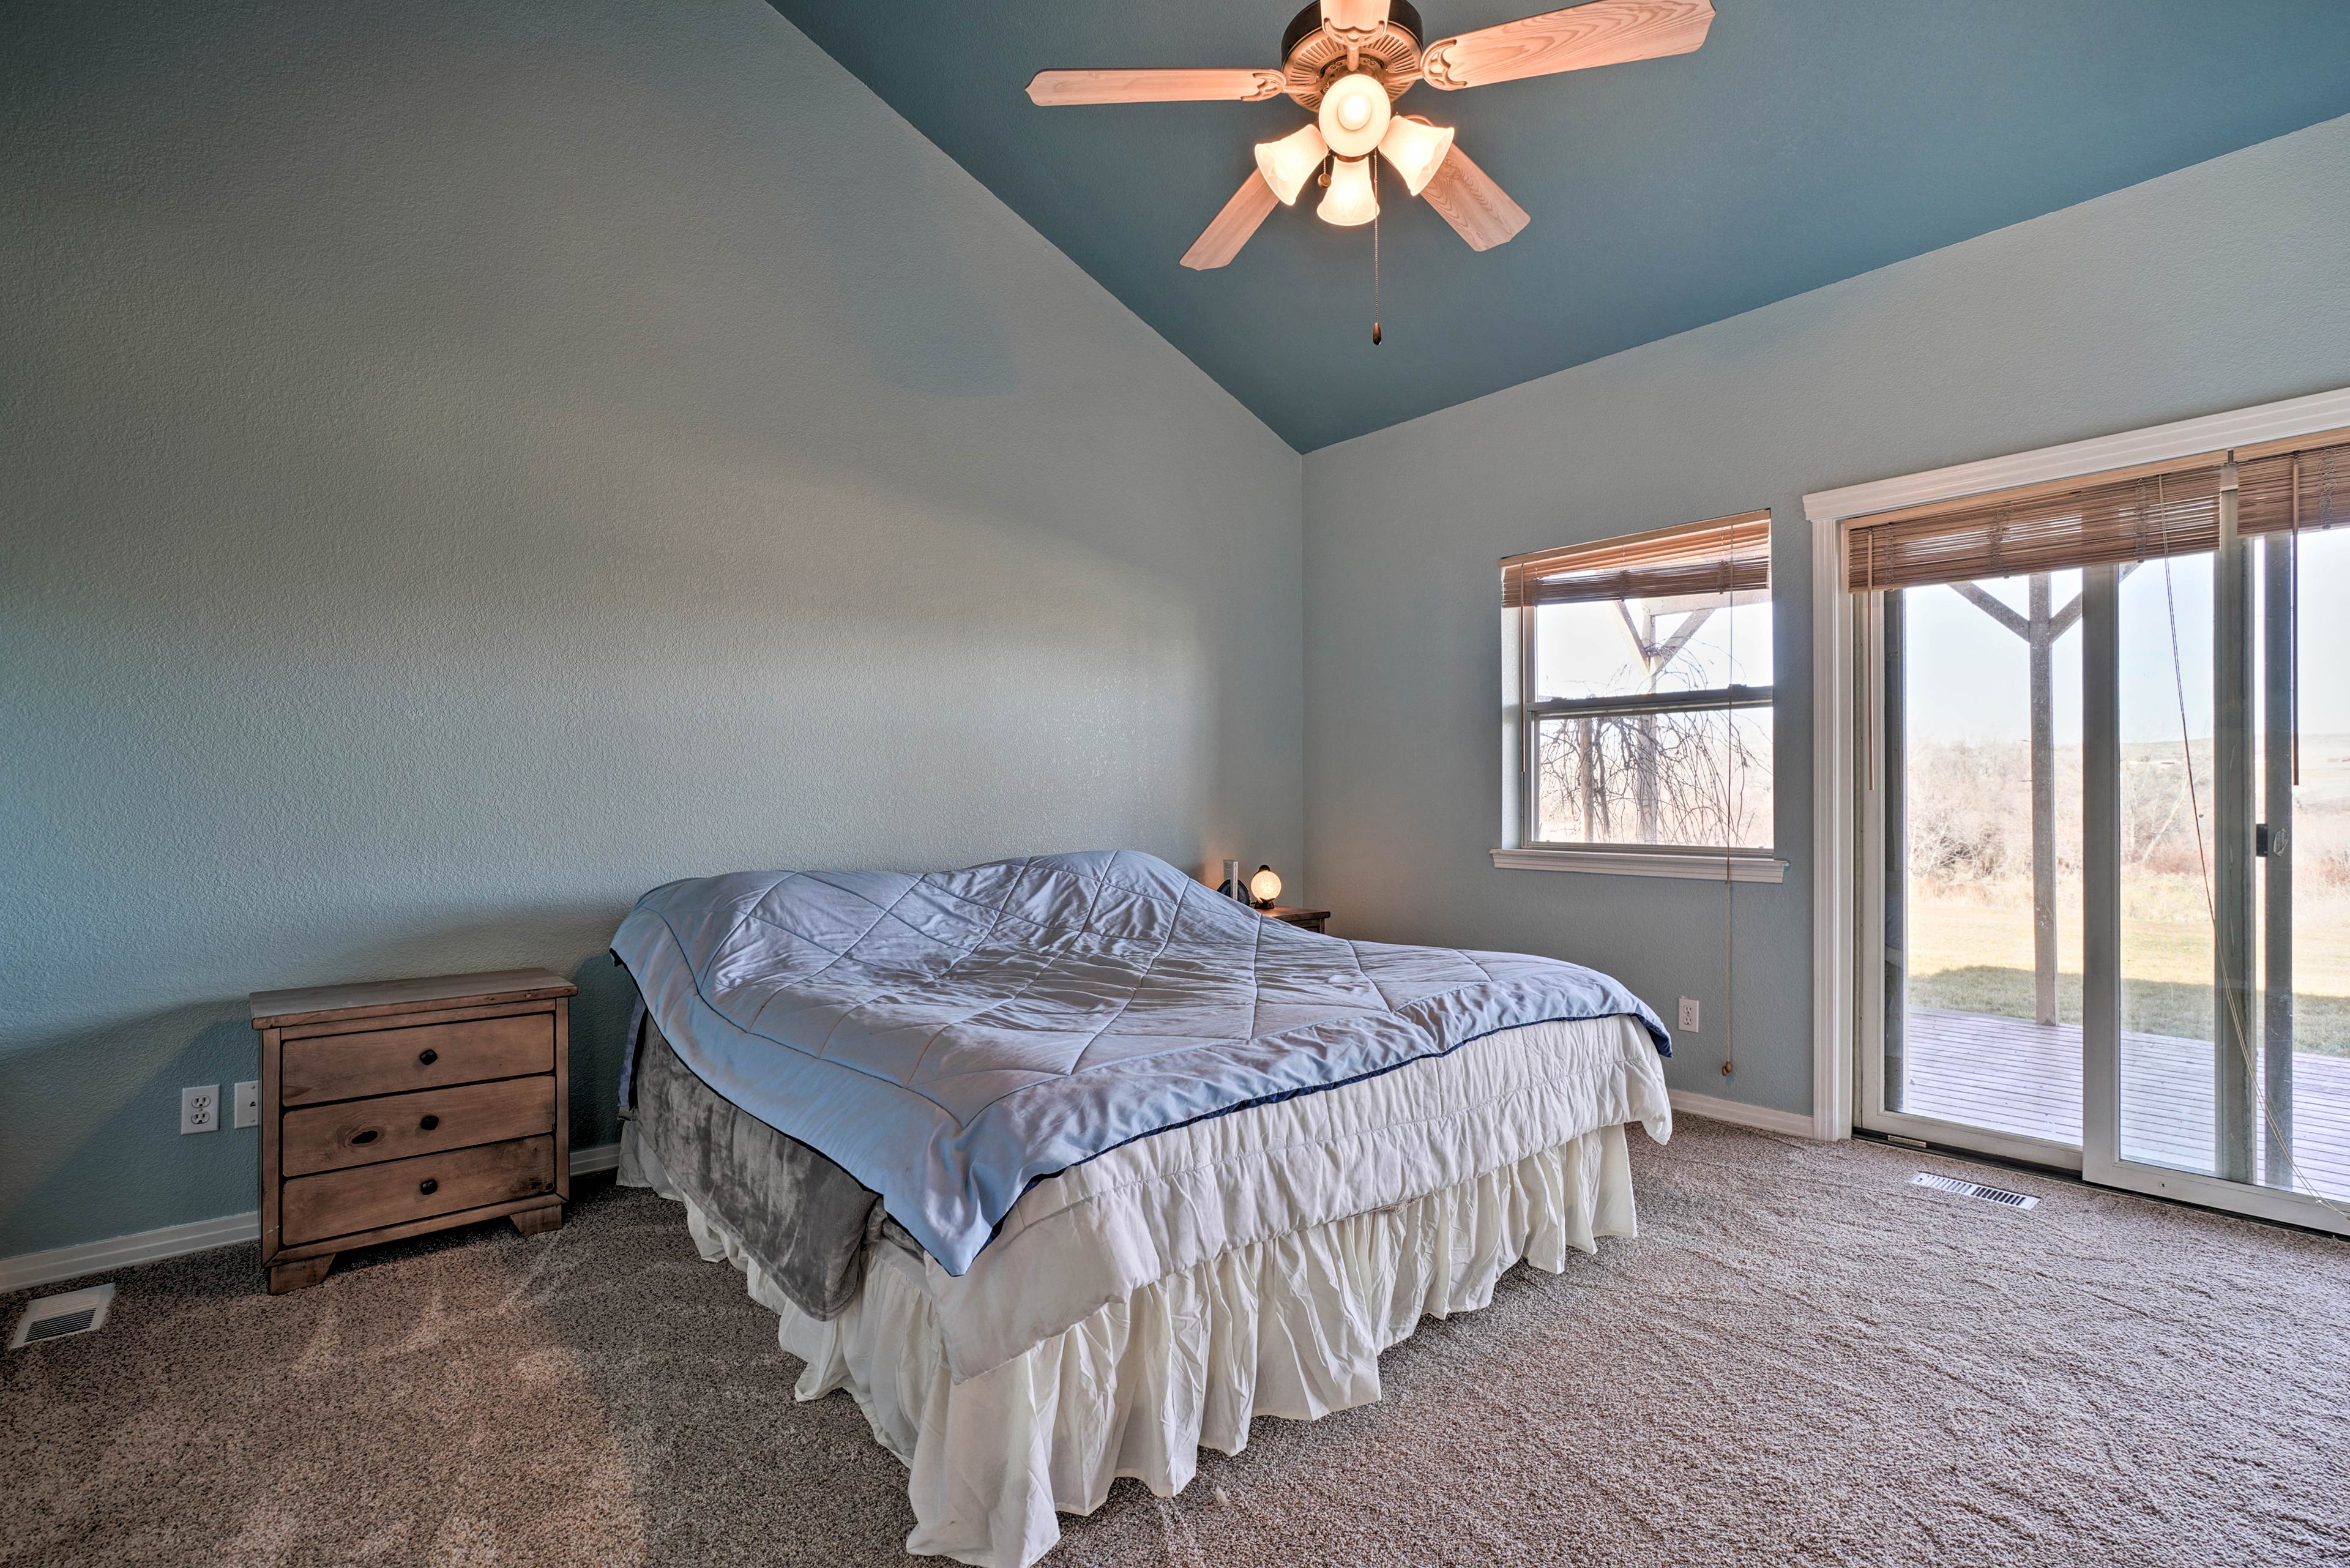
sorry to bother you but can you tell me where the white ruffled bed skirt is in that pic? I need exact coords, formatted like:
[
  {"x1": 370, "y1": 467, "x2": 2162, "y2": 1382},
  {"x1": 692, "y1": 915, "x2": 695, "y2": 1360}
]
[{"x1": 622, "y1": 1121, "x2": 1639, "y2": 1568}]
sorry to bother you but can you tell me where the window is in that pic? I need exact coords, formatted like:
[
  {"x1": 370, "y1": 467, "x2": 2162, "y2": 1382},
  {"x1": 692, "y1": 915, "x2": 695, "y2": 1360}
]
[{"x1": 1502, "y1": 512, "x2": 1774, "y2": 860}]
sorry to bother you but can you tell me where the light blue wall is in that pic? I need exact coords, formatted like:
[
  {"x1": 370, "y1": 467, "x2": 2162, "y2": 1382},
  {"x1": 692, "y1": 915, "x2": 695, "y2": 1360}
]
[
  {"x1": 0, "y1": 0, "x2": 1303, "y2": 1258},
  {"x1": 1301, "y1": 113, "x2": 2350, "y2": 1121}
]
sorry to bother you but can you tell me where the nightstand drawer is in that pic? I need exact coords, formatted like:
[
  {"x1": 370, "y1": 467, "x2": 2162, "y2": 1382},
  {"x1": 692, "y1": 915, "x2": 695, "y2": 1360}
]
[
  {"x1": 280, "y1": 1134, "x2": 556, "y2": 1245},
  {"x1": 281, "y1": 1013, "x2": 552, "y2": 1105},
  {"x1": 281, "y1": 1077, "x2": 556, "y2": 1177}
]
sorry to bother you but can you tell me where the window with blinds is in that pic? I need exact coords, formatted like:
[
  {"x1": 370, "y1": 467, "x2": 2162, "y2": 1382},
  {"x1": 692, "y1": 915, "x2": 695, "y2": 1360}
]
[
  {"x1": 1843, "y1": 432, "x2": 2350, "y2": 592},
  {"x1": 1502, "y1": 511, "x2": 1774, "y2": 852}
]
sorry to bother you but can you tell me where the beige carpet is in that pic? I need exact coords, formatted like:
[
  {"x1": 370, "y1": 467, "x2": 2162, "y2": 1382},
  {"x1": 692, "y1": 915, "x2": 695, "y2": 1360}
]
[{"x1": 6, "y1": 1119, "x2": 2348, "y2": 1567}]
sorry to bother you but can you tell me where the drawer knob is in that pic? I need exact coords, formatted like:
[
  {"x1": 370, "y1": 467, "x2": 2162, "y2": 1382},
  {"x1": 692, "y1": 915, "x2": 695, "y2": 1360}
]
[
  {"x1": 419, "y1": 1178, "x2": 439, "y2": 1197},
  {"x1": 417, "y1": 1048, "x2": 439, "y2": 1066},
  {"x1": 419, "y1": 1114, "x2": 440, "y2": 1131},
  {"x1": 351, "y1": 1129, "x2": 379, "y2": 1146}
]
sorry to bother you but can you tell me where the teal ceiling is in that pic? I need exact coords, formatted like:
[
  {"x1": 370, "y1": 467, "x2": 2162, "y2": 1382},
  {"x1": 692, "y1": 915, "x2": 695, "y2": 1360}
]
[{"x1": 767, "y1": 1, "x2": 2350, "y2": 450}]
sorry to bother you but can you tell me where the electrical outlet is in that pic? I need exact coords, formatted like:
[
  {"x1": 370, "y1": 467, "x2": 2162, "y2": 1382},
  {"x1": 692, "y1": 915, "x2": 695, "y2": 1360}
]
[
  {"x1": 181, "y1": 1085, "x2": 220, "y2": 1135},
  {"x1": 1677, "y1": 997, "x2": 1701, "y2": 1033},
  {"x1": 233, "y1": 1081, "x2": 261, "y2": 1129}
]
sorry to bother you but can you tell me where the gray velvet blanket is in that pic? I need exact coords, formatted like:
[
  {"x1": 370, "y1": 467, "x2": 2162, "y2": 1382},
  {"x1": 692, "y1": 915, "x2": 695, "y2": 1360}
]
[{"x1": 629, "y1": 1016, "x2": 882, "y2": 1320}]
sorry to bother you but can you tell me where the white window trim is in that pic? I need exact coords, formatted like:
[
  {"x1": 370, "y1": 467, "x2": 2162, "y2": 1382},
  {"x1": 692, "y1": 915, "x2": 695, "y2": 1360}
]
[
  {"x1": 1800, "y1": 383, "x2": 2350, "y2": 1149},
  {"x1": 1499, "y1": 517, "x2": 1778, "y2": 872},
  {"x1": 1490, "y1": 846, "x2": 1786, "y2": 882}
]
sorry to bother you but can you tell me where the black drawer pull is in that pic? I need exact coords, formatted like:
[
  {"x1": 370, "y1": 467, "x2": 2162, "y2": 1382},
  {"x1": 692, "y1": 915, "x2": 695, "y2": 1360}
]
[
  {"x1": 417, "y1": 1048, "x2": 438, "y2": 1066},
  {"x1": 419, "y1": 1114, "x2": 439, "y2": 1131},
  {"x1": 419, "y1": 1178, "x2": 439, "y2": 1197},
  {"x1": 351, "y1": 1129, "x2": 379, "y2": 1146}
]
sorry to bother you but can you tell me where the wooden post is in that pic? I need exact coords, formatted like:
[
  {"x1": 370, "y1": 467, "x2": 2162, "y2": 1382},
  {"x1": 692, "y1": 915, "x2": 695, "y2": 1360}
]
[
  {"x1": 2027, "y1": 573, "x2": 2059, "y2": 1026},
  {"x1": 1578, "y1": 714, "x2": 1598, "y2": 842}
]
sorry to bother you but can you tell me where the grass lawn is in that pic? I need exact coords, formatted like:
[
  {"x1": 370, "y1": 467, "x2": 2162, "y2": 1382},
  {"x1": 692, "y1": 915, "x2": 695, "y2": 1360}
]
[
  {"x1": 1908, "y1": 965, "x2": 2350, "y2": 1056},
  {"x1": 1906, "y1": 876, "x2": 2350, "y2": 1057}
]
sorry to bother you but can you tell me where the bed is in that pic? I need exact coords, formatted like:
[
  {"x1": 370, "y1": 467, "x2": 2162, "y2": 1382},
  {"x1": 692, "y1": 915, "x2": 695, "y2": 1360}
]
[{"x1": 611, "y1": 851, "x2": 1671, "y2": 1567}]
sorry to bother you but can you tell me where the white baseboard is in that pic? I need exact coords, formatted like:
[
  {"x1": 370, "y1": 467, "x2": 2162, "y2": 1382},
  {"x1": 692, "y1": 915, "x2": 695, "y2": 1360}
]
[
  {"x1": 1, "y1": 1141, "x2": 623, "y2": 1294},
  {"x1": 1669, "y1": 1089, "x2": 1821, "y2": 1139},
  {"x1": 0, "y1": 1211, "x2": 262, "y2": 1294}
]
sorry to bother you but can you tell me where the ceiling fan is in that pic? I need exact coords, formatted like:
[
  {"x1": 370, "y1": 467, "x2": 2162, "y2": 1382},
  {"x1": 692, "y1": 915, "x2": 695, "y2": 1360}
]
[{"x1": 1027, "y1": 0, "x2": 1714, "y2": 270}]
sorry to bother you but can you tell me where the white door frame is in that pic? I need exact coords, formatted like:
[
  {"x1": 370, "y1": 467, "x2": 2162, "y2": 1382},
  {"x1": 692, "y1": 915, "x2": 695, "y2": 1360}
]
[{"x1": 1801, "y1": 385, "x2": 2350, "y2": 1149}]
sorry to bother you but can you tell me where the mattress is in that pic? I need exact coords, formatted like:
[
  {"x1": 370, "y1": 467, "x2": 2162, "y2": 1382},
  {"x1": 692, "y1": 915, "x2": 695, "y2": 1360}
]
[{"x1": 632, "y1": 1009, "x2": 1668, "y2": 1379}]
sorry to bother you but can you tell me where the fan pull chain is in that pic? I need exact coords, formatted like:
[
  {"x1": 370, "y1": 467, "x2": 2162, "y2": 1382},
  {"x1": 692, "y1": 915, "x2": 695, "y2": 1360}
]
[{"x1": 1371, "y1": 156, "x2": 1382, "y2": 345}]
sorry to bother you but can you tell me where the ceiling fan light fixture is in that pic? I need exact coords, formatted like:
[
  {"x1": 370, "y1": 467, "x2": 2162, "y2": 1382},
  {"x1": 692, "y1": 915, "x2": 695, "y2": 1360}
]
[
  {"x1": 1318, "y1": 154, "x2": 1378, "y2": 226},
  {"x1": 1377, "y1": 113, "x2": 1455, "y2": 196},
  {"x1": 1316, "y1": 70, "x2": 1390, "y2": 159},
  {"x1": 1255, "y1": 122, "x2": 1330, "y2": 205}
]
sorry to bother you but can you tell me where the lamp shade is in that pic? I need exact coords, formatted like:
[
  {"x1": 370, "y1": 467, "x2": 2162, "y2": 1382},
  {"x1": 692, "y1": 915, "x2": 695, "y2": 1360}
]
[
  {"x1": 1250, "y1": 865, "x2": 1282, "y2": 906},
  {"x1": 1377, "y1": 114, "x2": 1455, "y2": 196},
  {"x1": 1254, "y1": 122, "x2": 1329, "y2": 206},
  {"x1": 1316, "y1": 70, "x2": 1390, "y2": 159},
  {"x1": 1318, "y1": 155, "x2": 1378, "y2": 226}
]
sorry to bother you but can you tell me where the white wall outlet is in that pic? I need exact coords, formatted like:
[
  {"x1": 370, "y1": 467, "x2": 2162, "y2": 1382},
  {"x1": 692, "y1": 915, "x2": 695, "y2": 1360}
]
[
  {"x1": 233, "y1": 1081, "x2": 261, "y2": 1129},
  {"x1": 1677, "y1": 997, "x2": 1701, "y2": 1033},
  {"x1": 181, "y1": 1084, "x2": 220, "y2": 1134}
]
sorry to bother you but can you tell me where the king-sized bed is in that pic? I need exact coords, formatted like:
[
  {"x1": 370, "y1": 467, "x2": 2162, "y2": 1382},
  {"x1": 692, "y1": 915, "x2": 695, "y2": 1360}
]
[{"x1": 611, "y1": 851, "x2": 1671, "y2": 1567}]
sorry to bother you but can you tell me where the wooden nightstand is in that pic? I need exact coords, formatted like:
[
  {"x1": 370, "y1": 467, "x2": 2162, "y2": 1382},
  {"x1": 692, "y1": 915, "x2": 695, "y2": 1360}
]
[
  {"x1": 248, "y1": 968, "x2": 575, "y2": 1294},
  {"x1": 1262, "y1": 906, "x2": 1331, "y2": 933}
]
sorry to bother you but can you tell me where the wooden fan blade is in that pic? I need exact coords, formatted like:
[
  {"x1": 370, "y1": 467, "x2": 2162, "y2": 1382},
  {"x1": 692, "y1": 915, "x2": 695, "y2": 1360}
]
[
  {"x1": 1321, "y1": 1, "x2": 1392, "y2": 41},
  {"x1": 1419, "y1": 145, "x2": 1529, "y2": 251},
  {"x1": 1181, "y1": 171, "x2": 1281, "y2": 270},
  {"x1": 1421, "y1": 0, "x2": 1712, "y2": 91},
  {"x1": 1026, "y1": 67, "x2": 1286, "y2": 105}
]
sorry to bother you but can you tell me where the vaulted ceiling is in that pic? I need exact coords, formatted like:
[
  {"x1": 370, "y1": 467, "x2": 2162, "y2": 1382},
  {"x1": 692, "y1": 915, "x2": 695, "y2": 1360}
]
[{"x1": 768, "y1": 1, "x2": 2350, "y2": 451}]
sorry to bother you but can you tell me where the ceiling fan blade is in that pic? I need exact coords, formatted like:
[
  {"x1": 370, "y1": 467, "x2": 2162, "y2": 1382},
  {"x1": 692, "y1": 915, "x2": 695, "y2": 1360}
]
[
  {"x1": 1181, "y1": 171, "x2": 1281, "y2": 271},
  {"x1": 1421, "y1": 0, "x2": 1713, "y2": 91},
  {"x1": 1026, "y1": 67, "x2": 1287, "y2": 105},
  {"x1": 1321, "y1": 1, "x2": 1392, "y2": 40},
  {"x1": 1419, "y1": 145, "x2": 1529, "y2": 251}
]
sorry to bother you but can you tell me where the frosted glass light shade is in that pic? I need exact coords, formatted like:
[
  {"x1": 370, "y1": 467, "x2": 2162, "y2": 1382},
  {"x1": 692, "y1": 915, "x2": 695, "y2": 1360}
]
[
  {"x1": 1250, "y1": 865, "x2": 1281, "y2": 905},
  {"x1": 1255, "y1": 123, "x2": 1329, "y2": 206},
  {"x1": 1318, "y1": 155, "x2": 1378, "y2": 226},
  {"x1": 1316, "y1": 71, "x2": 1391, "y2": 159},
  {"x1": 1378, "y1": 114, "x2": 1455, "y2": 196}
]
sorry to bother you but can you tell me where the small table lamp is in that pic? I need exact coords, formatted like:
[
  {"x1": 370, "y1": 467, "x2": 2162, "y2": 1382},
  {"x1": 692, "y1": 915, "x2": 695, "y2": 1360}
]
[{"x1": 1249, "y1": 864, "x2": 1282, "y2": 908}]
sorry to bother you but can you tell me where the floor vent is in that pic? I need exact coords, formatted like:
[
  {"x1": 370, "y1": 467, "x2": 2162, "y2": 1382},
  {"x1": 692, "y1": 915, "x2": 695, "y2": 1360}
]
[
  {"x1": 1910, "y1": 1172, "x2": 2039, "y2": 1210},
  {"x1": 9, "y1": 1283, "x2": 115, "y2": 1350}
]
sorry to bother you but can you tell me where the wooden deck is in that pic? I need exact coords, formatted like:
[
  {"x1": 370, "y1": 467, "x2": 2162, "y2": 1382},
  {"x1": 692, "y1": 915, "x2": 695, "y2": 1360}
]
[{"x1": 1903, "y1": 1007, "x2": 2350, "y2": 1198}]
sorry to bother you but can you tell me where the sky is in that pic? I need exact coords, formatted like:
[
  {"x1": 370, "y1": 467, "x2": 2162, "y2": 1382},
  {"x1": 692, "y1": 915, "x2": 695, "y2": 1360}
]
[
  {"x1": 1533, "y1": 526, "x2": 2350, "y2": 752},
  {"x1": 1906, "y1": 531, "x2": 2350, "y2": 747}
]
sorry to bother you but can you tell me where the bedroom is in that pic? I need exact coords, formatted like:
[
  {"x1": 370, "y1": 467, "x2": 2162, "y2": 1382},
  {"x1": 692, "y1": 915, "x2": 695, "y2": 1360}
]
[{"x1": 4, "y1": 0, "x2": 2348, "y2": 1562}]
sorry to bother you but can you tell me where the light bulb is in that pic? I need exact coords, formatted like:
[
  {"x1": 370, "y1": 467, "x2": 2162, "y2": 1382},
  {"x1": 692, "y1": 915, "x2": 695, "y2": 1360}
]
[
  {"x1": 1377, "y1": 114, "x2": 1456, "y2": 196},
  {"x1": 1316, "y1": 71, "x2": 1390, "y2": 160},
  {"x1": 1250, "y1": 865, "x2": 1282, "y2": 906},
  {"x1": 1254, "y1": 122, "x2": 1329, "y2": 206},
  {"x1": 1318, "y1": 155, "x2": 1379, "y2": 226}
]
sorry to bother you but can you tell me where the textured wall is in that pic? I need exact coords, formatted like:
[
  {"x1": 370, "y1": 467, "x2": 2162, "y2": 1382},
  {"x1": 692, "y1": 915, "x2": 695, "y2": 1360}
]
[
  {"x1": 0, "y1": 0, "x2": 1302, "y2": 1256},
  {"x1": 1302, "y1": 113, "x2": 2350, "y2": 1121}
]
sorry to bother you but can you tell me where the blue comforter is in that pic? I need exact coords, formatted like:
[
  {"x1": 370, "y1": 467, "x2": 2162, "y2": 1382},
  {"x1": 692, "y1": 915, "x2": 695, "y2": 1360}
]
[{"x1": 613, "y1": 851, "x2": 1668, "y2": 1275}]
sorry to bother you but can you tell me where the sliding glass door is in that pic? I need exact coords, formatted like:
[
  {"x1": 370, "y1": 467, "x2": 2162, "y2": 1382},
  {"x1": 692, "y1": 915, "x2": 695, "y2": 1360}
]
[
  {"x1": 2087, "y1": 522, "x2": 2350, "y2": 1225},
  {"x1": 1859, "y1": 571, "x2": 2088, "y2": 1167},
  {"x1": 1860, "y1": 450, "x2": 2350, "y2": 1233}
]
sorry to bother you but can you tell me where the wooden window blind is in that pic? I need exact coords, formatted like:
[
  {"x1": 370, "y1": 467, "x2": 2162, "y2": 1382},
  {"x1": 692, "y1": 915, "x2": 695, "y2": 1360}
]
[
  {"x1": 1502, "y1": 512, "x2": 1770, "y2": 609},
  {"x1": 1844, "y1": 430, "x2": 2350, "y2": 593}
]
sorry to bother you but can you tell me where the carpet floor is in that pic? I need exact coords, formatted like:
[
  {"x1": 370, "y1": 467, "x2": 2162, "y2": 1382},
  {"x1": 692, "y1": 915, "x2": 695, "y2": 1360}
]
[{"x1": 5, "y1": 1118, "x2": 2348, "y2": 1567}]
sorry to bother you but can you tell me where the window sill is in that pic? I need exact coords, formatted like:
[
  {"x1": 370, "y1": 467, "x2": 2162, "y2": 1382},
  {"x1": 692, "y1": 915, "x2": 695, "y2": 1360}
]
[{"x1": 1490, "y1": 847, "x2": 1788, "y2": 884}]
